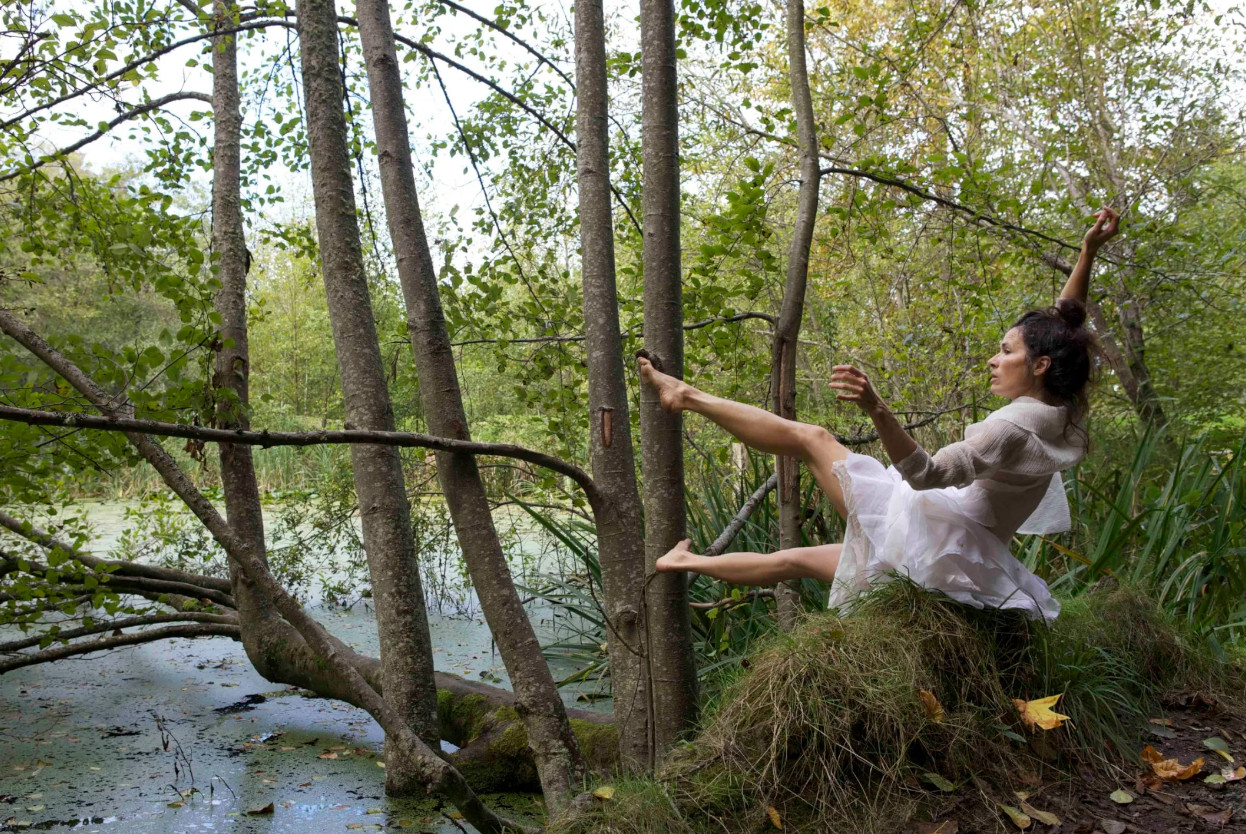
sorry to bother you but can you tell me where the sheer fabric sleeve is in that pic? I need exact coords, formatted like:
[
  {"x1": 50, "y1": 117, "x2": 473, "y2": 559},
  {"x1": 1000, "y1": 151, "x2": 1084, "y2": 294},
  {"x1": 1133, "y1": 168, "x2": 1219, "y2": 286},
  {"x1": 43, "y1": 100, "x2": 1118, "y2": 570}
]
[{"x1": 893, "y1": 420, "x2": 1030, "y2": 490}]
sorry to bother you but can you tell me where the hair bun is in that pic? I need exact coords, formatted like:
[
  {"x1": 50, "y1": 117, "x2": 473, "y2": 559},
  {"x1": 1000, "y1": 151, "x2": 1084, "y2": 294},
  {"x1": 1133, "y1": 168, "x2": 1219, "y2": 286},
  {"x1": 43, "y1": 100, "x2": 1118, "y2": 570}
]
[{"x1": 1054, "y1": 298, "x2": 1087, "y2": 329}]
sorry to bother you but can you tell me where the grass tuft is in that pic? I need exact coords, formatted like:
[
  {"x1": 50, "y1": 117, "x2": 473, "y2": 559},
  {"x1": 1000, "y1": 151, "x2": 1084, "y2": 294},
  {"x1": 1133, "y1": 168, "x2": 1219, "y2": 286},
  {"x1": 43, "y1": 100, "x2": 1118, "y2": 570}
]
[{"x1": 552, "y1": 579, "x2": 1243, "y2": 834}]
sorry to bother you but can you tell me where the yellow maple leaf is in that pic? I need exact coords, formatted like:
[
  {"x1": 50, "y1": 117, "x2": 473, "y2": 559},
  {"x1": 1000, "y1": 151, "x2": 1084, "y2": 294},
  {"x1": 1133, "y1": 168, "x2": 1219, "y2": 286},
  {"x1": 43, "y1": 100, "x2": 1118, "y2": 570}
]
[
  {"x1": 919, "y1": 689, "x2": 945, "y2": 723},
  {"x1": 1013, "y1": 695, "x2": 1069, "y2": 731}
]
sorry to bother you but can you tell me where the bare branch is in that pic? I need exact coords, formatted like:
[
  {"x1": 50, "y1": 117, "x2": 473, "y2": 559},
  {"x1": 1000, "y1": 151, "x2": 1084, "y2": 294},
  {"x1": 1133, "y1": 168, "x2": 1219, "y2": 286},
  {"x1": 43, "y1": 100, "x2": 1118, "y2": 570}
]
[
  {"x1": 450, "y1": 311, "x2": 777, "y2": 347},
  {"x1": 0, "y1": 403, "x2": 603, "y2": 508},
  {"x1": 703, "y1": 472, "x2": 778, "y2": 558}
]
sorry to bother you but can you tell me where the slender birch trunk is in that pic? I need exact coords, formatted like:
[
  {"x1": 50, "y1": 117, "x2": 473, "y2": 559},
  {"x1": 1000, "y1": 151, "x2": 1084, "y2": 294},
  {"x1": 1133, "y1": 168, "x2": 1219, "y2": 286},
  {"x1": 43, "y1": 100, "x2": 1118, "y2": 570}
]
[
  {"x1": 637, "y1": 0, "x2": 697, "y2": 753},
  {"x1": 208, "y1": 0, "x2": 285, "y2": 681},
  {"x1": 770, "y1": 0, "x2": 822, "y2": 630},
  {"x1": 353, "y1": 0, "x2": 584, "y2": 807},
  {"x1": 295, "y1": 0, "x2": 439, "y2": 790},
  {"x1": 574, "y1": 0, "x2": 652, "y2": 770}
]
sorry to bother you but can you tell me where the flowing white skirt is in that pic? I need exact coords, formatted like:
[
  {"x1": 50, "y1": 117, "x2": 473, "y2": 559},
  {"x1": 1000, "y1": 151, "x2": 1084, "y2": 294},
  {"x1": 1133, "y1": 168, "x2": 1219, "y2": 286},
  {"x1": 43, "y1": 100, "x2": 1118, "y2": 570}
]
[{"x1": 828, "y1": 453, "x2": 1060, "y2": 622}]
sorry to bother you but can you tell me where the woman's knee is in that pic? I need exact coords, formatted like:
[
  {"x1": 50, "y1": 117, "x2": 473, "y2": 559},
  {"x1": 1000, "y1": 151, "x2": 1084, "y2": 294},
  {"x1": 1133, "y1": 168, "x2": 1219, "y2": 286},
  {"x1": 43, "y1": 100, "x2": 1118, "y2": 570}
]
[{"x1": 799, "y1": 424, "x2": 845, "y2": 464}]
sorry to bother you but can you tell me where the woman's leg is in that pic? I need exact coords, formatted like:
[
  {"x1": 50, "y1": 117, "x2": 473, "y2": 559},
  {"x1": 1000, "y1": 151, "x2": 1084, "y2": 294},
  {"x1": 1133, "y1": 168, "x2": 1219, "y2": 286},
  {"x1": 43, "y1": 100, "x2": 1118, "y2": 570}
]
[
  {"x1": 639, "y1": 357, "x2": 850, "y2": 519},
  {"x1": 656, "y1": 538, "x2": 842, "y2": 584}
]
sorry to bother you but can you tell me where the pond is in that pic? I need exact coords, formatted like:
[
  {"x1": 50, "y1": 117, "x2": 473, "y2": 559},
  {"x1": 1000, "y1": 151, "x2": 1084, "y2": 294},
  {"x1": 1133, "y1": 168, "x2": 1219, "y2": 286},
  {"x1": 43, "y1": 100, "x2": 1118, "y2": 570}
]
[{"x1": 1, "y1": 500, "x2": 599, "y2": 833}]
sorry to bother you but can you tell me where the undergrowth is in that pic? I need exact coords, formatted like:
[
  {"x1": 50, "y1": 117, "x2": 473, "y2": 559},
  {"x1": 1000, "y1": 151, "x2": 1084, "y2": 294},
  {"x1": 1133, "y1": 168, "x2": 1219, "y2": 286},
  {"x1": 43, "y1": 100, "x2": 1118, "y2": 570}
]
[{"x1": 550, "y1": 579, "x2": 1243, "y2": 834}]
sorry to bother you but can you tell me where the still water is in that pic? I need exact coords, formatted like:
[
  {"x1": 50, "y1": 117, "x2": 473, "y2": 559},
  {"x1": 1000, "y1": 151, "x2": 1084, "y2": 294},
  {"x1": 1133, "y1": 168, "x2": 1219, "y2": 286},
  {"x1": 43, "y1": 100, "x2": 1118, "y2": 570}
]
[{"x1": 0, "y1": 500, "x2": 594, "y2": 833}]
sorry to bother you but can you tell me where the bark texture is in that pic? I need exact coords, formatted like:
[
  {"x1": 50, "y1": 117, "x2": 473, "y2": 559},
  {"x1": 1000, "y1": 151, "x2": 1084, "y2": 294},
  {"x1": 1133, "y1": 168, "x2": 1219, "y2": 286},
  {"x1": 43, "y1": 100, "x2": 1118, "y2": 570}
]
[
  {"x1": 295, "y1": 0, "x2": 439, "y2": 785},
  {"x1": 208, "y1": 0, "x2": 295, "y2": 719},
  {"x1": 574, "y1": 0, "x2": 652, "y2": 770},
  {"x1": 637, "y1": 0, "x2": 697, "y2": 754},
  {"x1": 769, "y1": 0, "x2": 822, "y2": 629},
  {"x1": 354, "y1": 0, "x2": 584, "y2": 808}
]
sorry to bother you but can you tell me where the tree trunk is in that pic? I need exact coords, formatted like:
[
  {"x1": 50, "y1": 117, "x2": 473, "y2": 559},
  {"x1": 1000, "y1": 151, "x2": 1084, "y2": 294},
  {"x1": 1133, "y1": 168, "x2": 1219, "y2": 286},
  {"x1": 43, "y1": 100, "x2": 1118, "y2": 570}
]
[
  {"x1": 353, "y1": 0, "x2": 584, "y2": 808},
  {"x1": 637, "y1": 0, "x2": 697, "y2": 754},
  {"x1": 574, "y1": 0, "x2": 652, "y2": 771},
  {"x1": 295, "y1": 0, "x2": 440, "y2": 789},
  {"x1": 769, "y1": 0, "x2": 822, "y2": 630},
  {"x1": 208, "y1": 0, "x2": 294, "y2": 711}
]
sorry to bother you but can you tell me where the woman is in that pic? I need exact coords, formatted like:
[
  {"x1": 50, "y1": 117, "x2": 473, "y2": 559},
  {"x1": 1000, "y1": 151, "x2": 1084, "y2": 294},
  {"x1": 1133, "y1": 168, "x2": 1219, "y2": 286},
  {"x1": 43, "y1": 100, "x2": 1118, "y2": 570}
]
[{"x1": 643, "y1": 208, "x2": 1120, "y2": 621}]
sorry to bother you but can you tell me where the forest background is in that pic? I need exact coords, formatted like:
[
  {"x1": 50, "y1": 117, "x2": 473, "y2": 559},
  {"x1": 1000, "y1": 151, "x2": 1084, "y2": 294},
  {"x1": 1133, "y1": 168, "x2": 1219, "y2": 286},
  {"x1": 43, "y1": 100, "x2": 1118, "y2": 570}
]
[{"x1": 1, "y1": 0, "x2": 1245, "y2": 824}]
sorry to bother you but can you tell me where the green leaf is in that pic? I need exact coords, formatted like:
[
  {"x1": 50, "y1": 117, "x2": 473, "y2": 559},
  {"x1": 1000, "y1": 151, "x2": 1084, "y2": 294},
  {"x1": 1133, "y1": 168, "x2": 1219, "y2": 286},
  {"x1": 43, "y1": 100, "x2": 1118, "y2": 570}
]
[
  {"x1": 1203, "y1": 737, "x2": 1234, "y2": 762},
  {"x1": 920, "y1": 772, "x2": 954, "y2": 792}
]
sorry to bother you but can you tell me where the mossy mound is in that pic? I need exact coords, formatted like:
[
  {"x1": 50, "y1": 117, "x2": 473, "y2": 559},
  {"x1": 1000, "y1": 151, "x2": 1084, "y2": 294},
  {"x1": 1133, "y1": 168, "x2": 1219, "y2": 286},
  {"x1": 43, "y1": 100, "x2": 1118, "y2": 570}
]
[{"x1": 551, "y1": 579, "x2": 1242, "y2": 834}]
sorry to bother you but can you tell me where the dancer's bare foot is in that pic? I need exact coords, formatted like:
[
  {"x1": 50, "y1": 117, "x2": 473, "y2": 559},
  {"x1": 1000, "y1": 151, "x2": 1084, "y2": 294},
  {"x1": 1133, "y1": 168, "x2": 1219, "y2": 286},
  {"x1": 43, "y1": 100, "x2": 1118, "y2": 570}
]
[
  {"x1": 638, "y1": 356, "x2": 689, "y2": 414},
  {"x1": 655, "y1": 538, "x2": 697, "y2": 572}
]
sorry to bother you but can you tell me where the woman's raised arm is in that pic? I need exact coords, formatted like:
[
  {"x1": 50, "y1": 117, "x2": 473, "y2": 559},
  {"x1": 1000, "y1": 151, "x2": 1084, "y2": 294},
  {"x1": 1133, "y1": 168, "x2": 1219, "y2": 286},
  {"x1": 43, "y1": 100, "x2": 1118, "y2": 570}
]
[{"x1": 1060, "y1": 207, "x2": 1120, "y2": 304}]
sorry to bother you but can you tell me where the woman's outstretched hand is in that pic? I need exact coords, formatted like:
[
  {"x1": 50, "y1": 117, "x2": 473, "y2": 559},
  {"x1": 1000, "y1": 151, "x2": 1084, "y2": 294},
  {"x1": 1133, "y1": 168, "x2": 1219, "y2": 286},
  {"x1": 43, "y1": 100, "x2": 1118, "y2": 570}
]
[
  {"x1": 1083, "y1": 206, "x2": 1120, "y2": 251},
  {"x1": 830, "y1": 364, "x2": 886, "y2": 416}
]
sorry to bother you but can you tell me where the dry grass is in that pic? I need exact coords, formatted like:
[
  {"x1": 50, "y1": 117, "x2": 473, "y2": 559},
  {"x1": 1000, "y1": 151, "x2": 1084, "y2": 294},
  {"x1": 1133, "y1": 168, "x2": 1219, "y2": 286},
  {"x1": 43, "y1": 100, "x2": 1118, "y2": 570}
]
[{"x1": 550, "y1": 579, "x2": 1243, "y2": 834}]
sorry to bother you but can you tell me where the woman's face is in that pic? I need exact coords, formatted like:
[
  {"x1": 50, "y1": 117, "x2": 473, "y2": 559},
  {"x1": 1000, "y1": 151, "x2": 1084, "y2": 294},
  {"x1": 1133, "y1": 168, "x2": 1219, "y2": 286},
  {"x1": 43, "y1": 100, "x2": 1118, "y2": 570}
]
[{"x1": 988, "y1": 327, "x2": 1048, "y2": 400}]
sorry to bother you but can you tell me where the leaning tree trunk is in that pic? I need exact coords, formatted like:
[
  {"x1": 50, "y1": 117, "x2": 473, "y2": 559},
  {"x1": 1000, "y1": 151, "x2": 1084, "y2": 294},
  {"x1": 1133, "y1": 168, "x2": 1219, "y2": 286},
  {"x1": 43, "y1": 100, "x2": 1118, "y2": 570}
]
[
  {"x1": 208, "y1": 0, "x2": 297, "y2": 701},
  {"x1": 574, "y1": 0, "x2": 653, "y2": 771},
  {"x1": 295, "y1": 0, "x2": 440, "y2": 791},
  {"x1": 769, "y1": 0, "x2": 822, "y2": 630},
  {"x1": 637, "y1": 0, "x2": 697, "y2": 754},
  {"x1": 354, "y1": 0, "x2": 584, "y2": 809}
]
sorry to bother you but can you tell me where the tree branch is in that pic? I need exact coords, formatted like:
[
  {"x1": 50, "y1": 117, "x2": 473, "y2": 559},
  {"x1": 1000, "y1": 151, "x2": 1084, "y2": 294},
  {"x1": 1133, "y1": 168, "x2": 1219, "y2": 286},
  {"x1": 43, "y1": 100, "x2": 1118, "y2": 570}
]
[
  {"x1": 0, "y1": 623, "x2": 241, "y2": 674},
  {"x1": 450, "y1": 311, "x2": 776, "y2": 347},
  {"x1": 0, "y1": 611, "x2": 238, "y2": 654},
  {"x1": 703, "y1": 472, "x2": 778, "y2": 558},
  {"x1": 0, "y1": 508, "x2": 234, "y2": 593},
  {"x1": 0, "y1": 403, "x2": 603, "y2": 509},
  {"x1": 0, "y1": 92, "x2": 212, "y2": 183},
  {"x1": 0, "y1": 549, "x2": 236, "y2": 609}
]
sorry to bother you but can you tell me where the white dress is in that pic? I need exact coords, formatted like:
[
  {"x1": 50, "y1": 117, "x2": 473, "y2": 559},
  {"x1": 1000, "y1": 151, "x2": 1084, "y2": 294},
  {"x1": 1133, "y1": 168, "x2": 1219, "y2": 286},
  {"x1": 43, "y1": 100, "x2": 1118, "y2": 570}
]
[{"x1": 827, "y1": 397, "x2": 1085, "y2": 622}]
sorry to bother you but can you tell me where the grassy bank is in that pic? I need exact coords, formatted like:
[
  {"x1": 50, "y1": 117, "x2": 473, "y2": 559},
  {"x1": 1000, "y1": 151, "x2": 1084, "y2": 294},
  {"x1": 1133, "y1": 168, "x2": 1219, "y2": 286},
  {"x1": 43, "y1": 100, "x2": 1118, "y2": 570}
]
[{"x1": 550, "y1": 580, "x2": 1244, "y2": 833}]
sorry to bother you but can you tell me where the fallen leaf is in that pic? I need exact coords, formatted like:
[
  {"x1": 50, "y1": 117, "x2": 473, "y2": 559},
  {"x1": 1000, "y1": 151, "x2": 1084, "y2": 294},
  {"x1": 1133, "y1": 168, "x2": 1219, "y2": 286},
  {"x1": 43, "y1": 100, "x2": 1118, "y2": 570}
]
[
  {"x1": 1185, "y1": 804, "x2": 1232, "y2": 826},
  {"x1": 1222, "y1": 766, "x2": 1246, "y2": 782},
  {"x1": 318, "y1": 752, "x2": 337, "y2": 760},
  {"x1": 366, "y1": 808, "x2": 383, "y2": 815},
  {"x1": 1204, "y1": 772, "x2": 1227, "y2": 786},
  {"x1": 24, "y1": 806, "x2": 43, "y2": 813},
  {"x1": 999, "y1": 803, "x2": 1031, "y2": 829},
  {"x1": 1019, "y1": 801, "x2": 1059, "y2": 826},
  {"x1": 919, "y1": 690, "x2": 945, "y2": 723},
  {"x1": 766, "y1": 805, "x2": 783, "y2": 829},
  {"x1": 297, "y1": 781, "x2": 312, "y2": 788},
  {"x1": 1013, "y1": 695, "x2": 1069, "y2": 731},
  {"x1": 1149, "y1": 717, "x2": 1173, "y2": 726},
  {"x1": 592, "y1": 786, "x2": 615, "y2": 800},
  {"x1": 167, "y1": 801, "x2": 184, "y2": 808},
  {"x1": 1109, "y1": 789, "x2": 1134, "y2": 804},
  {"x1": 1100, "y1": 821, "x2": 1126, "y2": 834},
  {"x1": 921, "y1": 772, "x2": 955, "y2": 792},
  {"x1": 245, "y1": 803, "x2": 274, "y2": 816},
  {"x1": 1203, "y1": 737, "x2": 1235, "y2": 763},
  {"x1": 1141, "y1": 745, "x2": 1204, "y2": 780}
]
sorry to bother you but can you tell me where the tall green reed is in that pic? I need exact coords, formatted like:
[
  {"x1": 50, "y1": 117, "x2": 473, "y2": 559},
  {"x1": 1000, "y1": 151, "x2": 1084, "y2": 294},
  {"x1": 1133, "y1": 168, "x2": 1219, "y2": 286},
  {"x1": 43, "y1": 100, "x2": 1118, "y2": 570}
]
[{"x1": 1021, "y1": 429, "x2": 1246, "y2": 643}]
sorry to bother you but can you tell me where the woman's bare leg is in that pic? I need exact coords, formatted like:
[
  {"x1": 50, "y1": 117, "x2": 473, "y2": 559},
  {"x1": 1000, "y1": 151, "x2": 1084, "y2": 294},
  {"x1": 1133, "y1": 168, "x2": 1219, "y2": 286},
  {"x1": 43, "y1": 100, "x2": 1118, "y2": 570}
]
[
  {"x1": 639, "y1": 357, "x2": 850, "y2": 519},
  {"x1": 655, "y1": 538, "x2": 841, "y2": 584}
]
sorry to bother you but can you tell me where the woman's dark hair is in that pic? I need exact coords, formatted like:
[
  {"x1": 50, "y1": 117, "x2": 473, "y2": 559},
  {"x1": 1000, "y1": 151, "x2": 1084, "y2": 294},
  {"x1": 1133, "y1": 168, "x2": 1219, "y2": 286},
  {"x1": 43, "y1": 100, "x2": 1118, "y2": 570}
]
[{"x1": 1012, "y1": 298, "x2": 1099, "y2": 442}]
